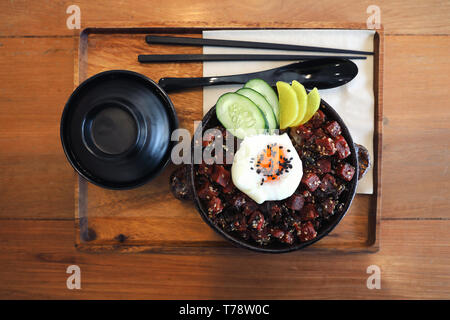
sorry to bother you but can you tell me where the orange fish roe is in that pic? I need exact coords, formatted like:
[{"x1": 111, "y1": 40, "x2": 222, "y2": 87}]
[{"x1": 250, "y1": 143, "x2": 294, "y2": 185}]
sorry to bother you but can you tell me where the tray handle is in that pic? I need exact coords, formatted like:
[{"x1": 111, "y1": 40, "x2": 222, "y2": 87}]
[
  {"x1": 355, "y1": 143, "x2": 371, "y2": 180},
  {"x1": 169, "y1": 165, "x2": 193, "y2": 201}
]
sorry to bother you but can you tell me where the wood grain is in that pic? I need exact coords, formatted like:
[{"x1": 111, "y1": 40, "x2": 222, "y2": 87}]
[
  {"x1": 71, "y1": 27, "x2": 381, "y2": 253},
  {"x1": 0, "y1": 37, "x2": 75, "y2": 219},
  {"x1": 81, "y1": 32, "x2": 204, "y2": 132},
  {"x1": 0, "y1": 0, "x2": 449, "y2": 299},
  {"x1": 382, "y1": 35, "x2": 450, "y2": 219},
  {"x1": 0, "y1": 0, "x2": 449, "y2": 36},
  {"x1": 0, "y1": 219, "x2": 448, "y2": 299},
  {"x1": 1, "y1": 35, "x2": 448, "y2": 221}
]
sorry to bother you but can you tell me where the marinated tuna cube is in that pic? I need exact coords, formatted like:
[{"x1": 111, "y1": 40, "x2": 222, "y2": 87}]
[
  {"x1": 240, "y1": 230, "x2": 251, "y2": 241},
  {"x1": 300, "y1": 203, "x2": 319, "y2": 221},
  {"x1": 337, "y1": 162, "x2": 356, "y2": 181},
  {"x1": 202, "y1": 130, "x2": 217, "y2": 147},
  {"x1": 233, "y1": 216, "x2": 248, "y2": 232},
  {"x1": 301, "y1": 190, "x2": 314, "y2": 203},
  {"x1": 310, "y1": 110, "x2": 326, "y2": 128},
  {"x1": 319, "y1": 173, "x2": 337, "y2": 192},
  {"x1": 207, "y1": 196, "x2": 223, "y2": 216},
  {"x1": 251, "y1": 227, "x2": 271, "y2": 245},
  {"x1": 334, "y1": 135, "x2": 351, "y2": 159},
  {"x1": 230, "y1": 194, "x2": 246, "y2": 209},
  {"x1": 222, "y1": 209, "x2": 237, "y2": 224},
  {"x1": 270, "y1": 203, "x2": 282, "y2": 215},
  {"x1": 290, "y1": 125, "x2": 313, "y2": 146},
  {"x1": 270, "y1": 228, "x2": 285, "y2": 240},
  {"x1": 322, "y1": 198, "x2": 336, "y2": 217},
  {"x1": 296, "y1": 124, "x2": 313, "y2": 139},
  {"x1": 300, "y1": 149, "x2": 319, "y2": 166},
  {"x1": 280, "y1": 230, "x2": 295, "y2": 244},
  {"x1": 316, "y1": 159, "x2": 331, "y2": 174},
  {"x1": 211, "y1": 165, "x2": 231, "y2": 188},
  {"x1": 267, "y1": 203, "x2": 282, "y2": 220},
  {"x1": 335, "y1": 181, "x2": 346, "y2": 196},
  {"x1": 312, "y1": 188, "x2": 328, "y2": 201},
  {"x1": 198, "y1": 162, "x2": 213, "y2": 176},
  {"x1": 242, "y1": 200, "x2": 259, "y2": 216},
  {"x1": 313, "y1": 128, "x2": 326, "y2": 138},
  {"x1": 222, "y1": 181, "x2": 235, "y2": 194},
  {"x1": 286, "y1": 194, "x2": 305, "y2": 211},
  {"x1": 325, "y1": 121, "x2": 342, "y2": 138},
  {"x1": 248, "y1": 211, "x2": 265, "y2": 231},
  {"x1": 297, "y1": 221, "x2": 318, "y2": 242},
  {"x1": 314, "y1": 220, "x2": 321, "y2": 230},
  {"x1": 301, "y1": 172, "x2": 321, "y2": 192},
  {"x1": 197, "y1": 181, "x2": 218, "y2": 200},
  {"x1": 316, "y1": 136, "x2": 337, "y2": 156}
]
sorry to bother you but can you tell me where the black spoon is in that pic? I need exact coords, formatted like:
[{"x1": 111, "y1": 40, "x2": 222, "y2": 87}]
[{"x1": 158, "y1": 58, "x2": 358, "y2": 92}]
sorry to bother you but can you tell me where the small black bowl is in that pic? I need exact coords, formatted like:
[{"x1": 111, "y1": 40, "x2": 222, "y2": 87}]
[{"x1": 61, "y1": 70, "x2": 178, "y2": 189}]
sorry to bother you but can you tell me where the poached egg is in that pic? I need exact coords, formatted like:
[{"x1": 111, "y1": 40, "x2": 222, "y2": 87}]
[{"x1": 231, "y1": 133, "x2": 303, "y2": 204}]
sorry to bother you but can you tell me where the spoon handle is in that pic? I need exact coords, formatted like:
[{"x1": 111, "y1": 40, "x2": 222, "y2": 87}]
[{"x1": 159, "y1": 74, "x2": 254, "y2": 92}]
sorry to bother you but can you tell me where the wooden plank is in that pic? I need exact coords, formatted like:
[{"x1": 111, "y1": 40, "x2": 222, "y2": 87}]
[
  {"x1": 0, "y1": 1, "x2": 448, "y2": 301},
  {"x1": 0, "y1": 219, "x2": 448, "y2": 299},
  {"x1": 382, "y1": 35, "x2": 450, "y2": 219},
  {"x1": 81, "y1": 32, "x2": 203, "y2": 133},
  {"x1": 74, "y1": 191, "x2": 375, "y2": 253},
  {"x1": 0, "y1": 35, "x2": 448, "y2": 221},
  {"x1": 0, "y1": 1, "x2": 449, "y2": 37},
  {"x1": 0, "y1": 37, "x2": 75, "y2": 219}
]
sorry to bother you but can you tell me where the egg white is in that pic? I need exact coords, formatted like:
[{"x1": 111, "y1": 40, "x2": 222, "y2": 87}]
[{"x1": 231, "y1": 133, "x2": 303, "y2": 204}]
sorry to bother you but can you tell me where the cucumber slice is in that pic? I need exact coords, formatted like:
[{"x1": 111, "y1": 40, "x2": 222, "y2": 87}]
[
  {"x1": 244, "y1": 79, "x2": 280, "y2": 124},
  {"x1": 236, "y1": 88, "x2": 277, "y2": 131},
  {"x1": 216, "y1": 92, "x2": 267, "y2": 139}
]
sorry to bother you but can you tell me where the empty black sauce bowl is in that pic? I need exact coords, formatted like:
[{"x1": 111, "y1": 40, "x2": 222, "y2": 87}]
[{"x1": 60, "y1": 70, "x2": 178, "y2": 189}]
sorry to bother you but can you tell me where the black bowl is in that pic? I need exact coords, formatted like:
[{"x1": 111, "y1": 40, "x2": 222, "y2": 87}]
[
  {"x1": 188, "y1": 98, "x2": 359, "y2": 253},
  {"x1": 61, "y1": 70, "x2": 178, "y2": 189}
]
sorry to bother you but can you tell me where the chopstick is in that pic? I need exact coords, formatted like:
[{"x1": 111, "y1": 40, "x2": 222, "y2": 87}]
[
  {"x1": 138, "y1": 54, "x2": 367, "y2": 63},
  {"x1": 146, "y1": 35, "x2": 374, "y2": 56}
]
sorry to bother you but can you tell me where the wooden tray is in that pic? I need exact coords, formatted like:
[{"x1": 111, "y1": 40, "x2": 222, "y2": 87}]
[{"x1": 74, "y1": 25, "x2": 383, "y2": 254}]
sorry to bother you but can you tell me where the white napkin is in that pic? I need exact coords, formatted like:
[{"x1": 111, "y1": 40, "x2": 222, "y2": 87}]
[{"x1": 202, "y1": 29, "x2": 375, "y2": 194}]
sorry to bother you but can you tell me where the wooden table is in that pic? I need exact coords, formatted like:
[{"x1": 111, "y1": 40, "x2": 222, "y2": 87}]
[{"x1": 0, "y1": 0, "x2": 449, "y2": 299}]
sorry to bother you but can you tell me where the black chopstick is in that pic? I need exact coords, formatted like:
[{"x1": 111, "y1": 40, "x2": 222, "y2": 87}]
[
  {"x1": 146, "y1": 35, "x2": 374, "y2": 56},
  {"x1": 138, "y1": 54, "x2": 366, "y2": 63}
]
